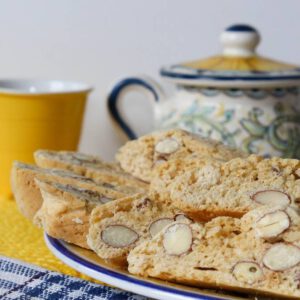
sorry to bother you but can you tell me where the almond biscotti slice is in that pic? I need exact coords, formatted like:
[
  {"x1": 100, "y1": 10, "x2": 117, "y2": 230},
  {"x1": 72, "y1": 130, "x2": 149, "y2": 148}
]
[
  {"x1": 115, "y1": 129, "x2": 246, "y2": 182},
  {"x1": 11, "y1": 161, "x2": 130, "y2": 220},
  {"x1": 35, "y1": 179, "x2": 136, "y2": 249},
  {"x1": 34, "y1": 150, "x2": 118, "y2": 172},
  {"x1": 128, "y1": 205, "x2": 300, "y2": 298},
  {"x1": 163, "y1": 155, "x2": 300, "y2": 220},
  {"x1": 150, "y1": 154, "x2": 220, "y2": 204},
  {"x1": 34, "y1": 150, "x2": 148, "y2": 190},
  {"x1": 87, "y1": 195, "x2": 185, "y2": 266}
]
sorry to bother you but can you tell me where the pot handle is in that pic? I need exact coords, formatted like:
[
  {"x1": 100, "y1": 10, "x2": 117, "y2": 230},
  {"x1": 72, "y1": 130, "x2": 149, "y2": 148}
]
[{"x1": 107, "y1": 76, "x2": 164, "y2": 140}]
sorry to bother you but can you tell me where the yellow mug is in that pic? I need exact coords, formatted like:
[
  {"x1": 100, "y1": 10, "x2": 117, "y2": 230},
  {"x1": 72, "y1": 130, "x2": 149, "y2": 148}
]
[{"x1": 0, "y1": 79, "x2": 92, "y2": 197}]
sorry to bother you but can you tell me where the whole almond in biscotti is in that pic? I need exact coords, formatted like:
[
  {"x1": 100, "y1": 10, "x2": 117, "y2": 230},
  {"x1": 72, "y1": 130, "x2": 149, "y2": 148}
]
[
  {"x1": 163, "y1": 223, "x2": 193, "y2": 256},
  {"x1": 155, "y1": 138, "x2": 180, "y2": 155},
  {"x1": 262, "y1": 243, "x2": 300, "y2": 271},
  {"x1": 232, "y1": 261, "x2": 264, "y2": 284},
  {"x1": 255, "y1": 210, "x2": 290, "y2": 239},
  {"x1": 101, "y1": 225, "x2": 139, "y2": 248},
  {"x1": 251, "y1": 190, "x2": 290, "y2": 207},
  {"x1": 174, "y1": 214, "x2": 193, "y2": 223},
  {"x1": 149, "y1": 218, "x2": 174, "y2": 237}
]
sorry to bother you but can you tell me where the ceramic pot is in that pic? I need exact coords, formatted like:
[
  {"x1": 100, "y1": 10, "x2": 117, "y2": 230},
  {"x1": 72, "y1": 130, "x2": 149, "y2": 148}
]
[{"x1": 108, "y1": 24, "x2": 300, "y2": 158}]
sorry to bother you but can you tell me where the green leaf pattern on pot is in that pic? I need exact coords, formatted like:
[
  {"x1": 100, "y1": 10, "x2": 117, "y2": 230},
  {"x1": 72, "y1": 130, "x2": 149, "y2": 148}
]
[{"x1": 157, "y1": 92, "x2": 300, "y2": 158}]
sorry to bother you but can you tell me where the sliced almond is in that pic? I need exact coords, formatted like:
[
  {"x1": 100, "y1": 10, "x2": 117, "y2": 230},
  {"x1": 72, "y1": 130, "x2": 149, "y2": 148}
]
[
  {"x1": 286, "y1": 207, "x2": 300, "y2": 225},
  {"x1": 174, "y1": 214, "x2": 193, "y2": 223},
  {"x1": 263, "y1": 243, "x2": 300, "y2": 271},
  {"x1": 149, "y1": 218, "x2": 174, "y2": 237},
  {"x1": 163, "y1": 223, "x2": 192, "y2": 256},
  {"x1": 232, "y1": 261, "x2": 264, "y2": 284},
  {"x1": 101, "y1": 225, "x2": 138, "y2": 248},
  {"x1": 155, "y1": 138, "x2": 179, "y2": 155},
  {"x1": 251, "y1": 190, "x2": 290, "y2": 207},
  {"x1": 284, "y1": 230, "x2": 300, "y2": 243},
  {"x1": 255, "y1": 211, "x2": 290, "y2": 239},
  {"x1": 100, "y1": 196, "x2": 114, "y2": 204}
]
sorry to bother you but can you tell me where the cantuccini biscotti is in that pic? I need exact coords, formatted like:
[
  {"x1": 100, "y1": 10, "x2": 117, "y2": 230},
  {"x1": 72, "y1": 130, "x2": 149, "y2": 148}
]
[
  {"x1": 34, "y1": 150, "x2": 118, "y2": 172},
  {"x1": 87, "y1": 195, "x2": 185, "y2": 266},
  {"x1": 11, "y1": 161, "x2": 134, "y2": 220},
  {"x1": 115, "y1": 129, "x2": 246, "y2": 182},
  {"x1": 11, "y1": 162, "x2": 100, "y2": 220},
  {"x1": 154, "y1": 154, "x2": 300, "y2": 220},
  {"x1": 150, "y1": 154, "x2": 219, "y2": 204},
  {"x1": 35, "y1": 179, "x2": 136, "y2": 248},
  {"x1": 34, "y1": 150, "x2": 148, "y2": 190},
  {"x1": 128, "y1": 205, "x2": 300, "y2": 298}
]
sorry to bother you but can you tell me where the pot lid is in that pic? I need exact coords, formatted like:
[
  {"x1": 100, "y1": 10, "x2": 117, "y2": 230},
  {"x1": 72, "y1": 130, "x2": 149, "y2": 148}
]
[{"x1": 160, "y1": 24, "x2": 300, "y2": 88}]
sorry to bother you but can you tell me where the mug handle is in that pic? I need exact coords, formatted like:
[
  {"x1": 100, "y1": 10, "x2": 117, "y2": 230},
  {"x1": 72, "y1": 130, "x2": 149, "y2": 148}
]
[{"x1": 107, "y1": 76, "x2": 164, "y2": 140}]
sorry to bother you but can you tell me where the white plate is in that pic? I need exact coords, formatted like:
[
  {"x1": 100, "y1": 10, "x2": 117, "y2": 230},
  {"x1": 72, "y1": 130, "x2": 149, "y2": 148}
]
[{"x1": 45, "y1": 234, "x2": 270, "y2": 300}]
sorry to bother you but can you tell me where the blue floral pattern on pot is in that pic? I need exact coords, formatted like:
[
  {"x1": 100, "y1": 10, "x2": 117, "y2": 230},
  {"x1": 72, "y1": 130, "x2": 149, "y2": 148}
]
[
  {"x1": 240, "y1": 104, "x2": 300, "y2": 157},
  {"x1": 156, "y1": 89, "x2": 300, "y2": 158}
]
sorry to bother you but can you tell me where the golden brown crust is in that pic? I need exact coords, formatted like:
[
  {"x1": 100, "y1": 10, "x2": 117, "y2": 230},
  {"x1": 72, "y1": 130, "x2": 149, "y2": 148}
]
[
  {"x1": 34, "y1": 150, "x2": 149, "y2": 190},
  {"x1": 34, "y1": 150, "x2": 117, "y2": 173},
  {"x1": 11, "y1": 162, "x2": 43, "y2": 220},
  {"x1": 35, "y1": 180, "x2": 93, "y2": 248},
  {"x1": 11, "y1": 161, "x2": 128, "y2": 221}
]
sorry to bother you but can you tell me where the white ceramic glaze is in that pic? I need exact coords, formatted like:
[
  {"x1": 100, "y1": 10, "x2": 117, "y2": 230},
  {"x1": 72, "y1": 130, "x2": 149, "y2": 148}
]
[
  {"x1": 220, "y1": 28, "x2": 260, "y2": 57},
  {"x1": 108, "y1": 24, "x2": 300, "y2": 158},
  {"x1": 0, "y1": 79, "x2": 92, "y2": 94}
]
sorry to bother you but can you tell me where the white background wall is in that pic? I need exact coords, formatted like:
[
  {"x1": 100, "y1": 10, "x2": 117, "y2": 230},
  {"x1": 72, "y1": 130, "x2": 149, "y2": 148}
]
[{"x1": 1, "y1": 0, "x2": 300, "y2": 160}]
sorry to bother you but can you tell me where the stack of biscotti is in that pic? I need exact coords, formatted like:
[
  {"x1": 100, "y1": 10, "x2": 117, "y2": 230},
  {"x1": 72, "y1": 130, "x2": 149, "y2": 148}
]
[
  {"x1": 106, "y1": 130, "x2": 300, "y2": 298},
  {"x1": 86, "y1": 129, "x2": 246, "y2": 261},
  {"x1": 86, "y1": 129, "x2": 246, "y2": 262},
  {"x1": 13, "y1": 128, "x2": 300, "y2": 297},
  {"x1": 11, "y1": 151, "x2": 148, "y2": 248},
  {"x1": 34, "y1": 150, "x2": 149, "y2": 190},
  {"x1": 35, "y1": 179, "x2": 144, "y2": 248},
  {"x1": 127, "y1": 204, "x2": 300, "y2": 298},
  {"x1": 86, "y1": 132, "x2": 300, "y2": 298},
  {"x1": 11, "y1": 161, "x2": 145, "y2": 221}
]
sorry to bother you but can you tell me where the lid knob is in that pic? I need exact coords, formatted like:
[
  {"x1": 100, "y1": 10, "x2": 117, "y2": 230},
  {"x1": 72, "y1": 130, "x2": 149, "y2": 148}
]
[{"x1": 221, "y1": 24, "x2": 260, "y2": 57}]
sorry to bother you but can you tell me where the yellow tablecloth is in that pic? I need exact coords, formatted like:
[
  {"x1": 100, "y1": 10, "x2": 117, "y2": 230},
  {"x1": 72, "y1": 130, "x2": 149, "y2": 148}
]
[{"x1": 0, "y1": 196, "x2": 94, "y2": 281}]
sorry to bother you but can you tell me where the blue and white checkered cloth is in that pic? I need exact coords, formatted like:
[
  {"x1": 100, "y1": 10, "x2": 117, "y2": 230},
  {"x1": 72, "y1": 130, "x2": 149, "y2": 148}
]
[{"x1": 0, "y1": 256, "x2": 148, "y2": 300}]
